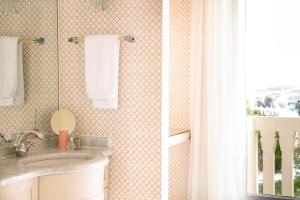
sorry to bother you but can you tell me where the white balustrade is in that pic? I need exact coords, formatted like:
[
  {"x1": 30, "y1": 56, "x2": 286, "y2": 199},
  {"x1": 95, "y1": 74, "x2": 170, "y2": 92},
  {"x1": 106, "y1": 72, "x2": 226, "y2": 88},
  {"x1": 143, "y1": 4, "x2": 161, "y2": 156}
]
[{"x1": 248, "y1": 117, "x2": 300, "y2": 197}]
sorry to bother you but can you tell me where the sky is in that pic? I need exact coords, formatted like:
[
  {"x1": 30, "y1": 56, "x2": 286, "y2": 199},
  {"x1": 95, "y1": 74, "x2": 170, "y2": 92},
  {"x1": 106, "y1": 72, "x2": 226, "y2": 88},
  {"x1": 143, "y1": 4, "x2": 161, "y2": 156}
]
[{"x1": 246, "y1": 0, "x2": 300, "y2": 90}]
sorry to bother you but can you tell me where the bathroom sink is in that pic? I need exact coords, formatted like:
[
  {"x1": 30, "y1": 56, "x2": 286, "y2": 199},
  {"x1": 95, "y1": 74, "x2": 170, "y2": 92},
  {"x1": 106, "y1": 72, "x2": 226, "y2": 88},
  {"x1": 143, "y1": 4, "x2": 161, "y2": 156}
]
[{"x1": 17, "y1": 152, "x2": 94, "y2": 168}]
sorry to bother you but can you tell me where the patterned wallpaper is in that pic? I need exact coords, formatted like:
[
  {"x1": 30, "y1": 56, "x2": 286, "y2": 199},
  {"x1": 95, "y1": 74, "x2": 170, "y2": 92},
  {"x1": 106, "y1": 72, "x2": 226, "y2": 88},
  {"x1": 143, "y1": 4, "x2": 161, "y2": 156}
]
[
  {"x1": 169, "y1": 141, "x2": 190, "y2": 200},
  {"x1": 169, "y1": 0, "x2": 191, "y2": 133},
  {"x1": 58, "y1": 0, "x2": 162, "y2": 199},
  {"x1": 169, "y1": 0, "x2": 191, "y2": 199},
  {"x1": 0, "y1": 0, "x2": 190, "y2": 198},
  {"x1": 0, "y1": 0, "x2": 58, "y2": 133}
]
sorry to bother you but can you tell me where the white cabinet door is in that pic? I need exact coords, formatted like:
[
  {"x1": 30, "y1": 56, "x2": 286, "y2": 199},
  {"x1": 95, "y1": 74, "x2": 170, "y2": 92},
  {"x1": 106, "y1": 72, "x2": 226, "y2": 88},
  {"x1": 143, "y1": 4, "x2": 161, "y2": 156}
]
[
  {"x1": 39, "y1": 168, "x2": 104, "y2": 200},
  {"x1": 0, "y1": 178, "x2": 38, "y2": 200}
]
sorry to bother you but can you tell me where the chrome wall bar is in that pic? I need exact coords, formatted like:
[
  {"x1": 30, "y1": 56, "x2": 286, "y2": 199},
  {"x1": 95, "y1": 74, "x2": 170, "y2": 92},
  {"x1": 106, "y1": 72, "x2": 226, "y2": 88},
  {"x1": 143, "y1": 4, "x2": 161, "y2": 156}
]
[
  {"x1": 67, "y1": 35, "x2": 135, "y2": 44},
  {"x1": 18, "y1": 37, "x2": 45, "y2": 45}
]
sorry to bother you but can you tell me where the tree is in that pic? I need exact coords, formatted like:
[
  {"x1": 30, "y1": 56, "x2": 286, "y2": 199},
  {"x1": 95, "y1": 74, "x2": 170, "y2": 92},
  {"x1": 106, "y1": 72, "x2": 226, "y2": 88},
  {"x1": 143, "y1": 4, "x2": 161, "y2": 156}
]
[
  {"x1": 295, "y1": 100, "x2": 300, "y2": 116},
  {"x1": 264, "y1": 96, "x2": 274, "y2": 108},
  {"x1": 274, "y1": 132, "x2": 281, "y2": 173}
]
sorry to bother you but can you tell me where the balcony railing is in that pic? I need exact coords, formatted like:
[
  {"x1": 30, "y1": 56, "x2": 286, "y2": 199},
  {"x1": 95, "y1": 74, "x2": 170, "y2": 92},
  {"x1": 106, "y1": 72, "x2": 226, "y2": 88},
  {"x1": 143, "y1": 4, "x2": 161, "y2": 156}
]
[{"x1": 248, "y1": 117, "x2": 300, "y2": 197}]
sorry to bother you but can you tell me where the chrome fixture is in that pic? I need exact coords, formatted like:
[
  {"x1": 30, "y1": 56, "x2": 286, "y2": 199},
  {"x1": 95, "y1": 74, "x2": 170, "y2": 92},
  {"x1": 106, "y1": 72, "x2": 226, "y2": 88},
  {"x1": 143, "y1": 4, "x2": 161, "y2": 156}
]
[
  {"x1": 18, "y1": 37, "x2": 45, "y2": 45},
  {"x1": 32, "y1": 37, "x2": 45, "y2": 45},
  {"x1": 10, "y1": 130, "x2": 44, "y2": 157},
  {"x1": 0, "y1": 134, "x2": 5, "y2": 144},
  {"x1": 67, "y1": 35, "x2": 135, "y2": 45},
  {"x1": 0, "y1": 133, "x2": 12, "y2": 144},
  {"x1": 0, "y1": 133, "x2": 10, "y2": 144}
]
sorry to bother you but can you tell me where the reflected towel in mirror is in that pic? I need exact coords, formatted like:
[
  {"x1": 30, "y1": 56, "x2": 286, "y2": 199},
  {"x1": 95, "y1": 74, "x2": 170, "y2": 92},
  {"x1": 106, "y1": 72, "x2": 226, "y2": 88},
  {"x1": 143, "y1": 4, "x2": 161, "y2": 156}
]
[{"x1": 0, "y1": 37, "x2": 24, "y2": 106}]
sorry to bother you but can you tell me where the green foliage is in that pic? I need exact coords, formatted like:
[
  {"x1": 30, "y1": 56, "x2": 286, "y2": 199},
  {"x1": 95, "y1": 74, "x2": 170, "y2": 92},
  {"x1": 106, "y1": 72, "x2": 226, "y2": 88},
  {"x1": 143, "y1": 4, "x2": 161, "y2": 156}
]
[
  {"x1": 295, "y1": 148, "x2": 300, "y2": 172},
  {"x1": 295, "y1": 100, "x2": 300, "y2": 116},
  {"x1": 268, "y1": 176, "x2": 300, "y2": 197},
  {"x1": 254, "y1": 96, "x2": 274, "y2": 108},
  {"x1": 274, "y1": 132, "x2": 282, "y2": 196},
  {"x1": 275, "y1": 180, "x2": 281, "y2": 196},
  {"x1": 264, "y1": 96, "x2": 274, "y2": 108},
  {"x1": 274, "y1": 132, "x2": 282, "y2": 173},
  {"x1": 246, "y1": 96, "x2": 275, "y2": 116},
  {"x1": 246, "y1": 101, "x2": 260, "y2": 116},
  {"x1": 258, "y1": 183, "x2": 263, "y2": 194},
  {"x1": 295, "y1": 176, "x2": 300, "y2": 197},
  {"x1": 247, "y1": 106, "x2": 260, "y2": 116},
  {"x1": 257, "y1": 131, "x2": 263, "y2": 172},
  {"x1": 257, "y1": 131, "x2": 281, "y2": 173},
  {"x1": 294, "y1": 147, "x2": 300, "y2": 197}
]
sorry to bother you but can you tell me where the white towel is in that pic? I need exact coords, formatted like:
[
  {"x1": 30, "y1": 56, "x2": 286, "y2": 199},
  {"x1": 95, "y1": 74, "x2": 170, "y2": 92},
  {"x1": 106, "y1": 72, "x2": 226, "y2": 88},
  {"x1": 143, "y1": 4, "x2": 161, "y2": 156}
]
[
  {"x1": 0, "y1": 38, "x2": 24, "y2": 106},
  {"x1": 85, "y1": 35, "x2": 120, "y2": 109},
  {"x1": 0, "y1": 37, "x2": 19, "y2": 98}
]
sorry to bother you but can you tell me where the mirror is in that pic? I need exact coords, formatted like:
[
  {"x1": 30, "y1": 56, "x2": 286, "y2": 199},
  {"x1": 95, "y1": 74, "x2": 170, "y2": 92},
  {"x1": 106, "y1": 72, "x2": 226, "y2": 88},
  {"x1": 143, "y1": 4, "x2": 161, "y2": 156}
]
[
  {"x1": 0, "y1": 0, "x2": 58, "y2": 134},
  {"x1": 246, "y1": 0, "x2": 300, "y2": 198}
]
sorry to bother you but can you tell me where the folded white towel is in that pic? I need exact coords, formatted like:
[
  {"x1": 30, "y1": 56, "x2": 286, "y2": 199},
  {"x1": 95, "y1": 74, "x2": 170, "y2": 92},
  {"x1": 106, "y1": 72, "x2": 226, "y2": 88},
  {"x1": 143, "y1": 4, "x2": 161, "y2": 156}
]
[
  {"x1": 85, "y1": 35, "x2": 120, "y2": 109},
  {"x1": 0, "y1": 41, "x2": 24, "y2": 106},
  {"x1": 92, "y1": 96, "x2": 118, "y2": 108},
  {"x1": 0, "y1": 37, "x2": 19, "y2": 98}
]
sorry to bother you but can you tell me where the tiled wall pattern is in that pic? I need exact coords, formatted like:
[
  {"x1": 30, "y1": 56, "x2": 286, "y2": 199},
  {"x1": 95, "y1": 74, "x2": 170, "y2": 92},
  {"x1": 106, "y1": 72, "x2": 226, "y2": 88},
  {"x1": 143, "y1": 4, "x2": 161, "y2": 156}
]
[
  {"x1": 169, "y1": 0, "x2": 191, "y2": 133},
  {"x1": 169, "y1": 141, "x2": 191, "y2": 200},
  {"x1": 169, "y1": 0, "x2": 191, "y2": 199},
  {"x1": 58, "y1": 0, "x2": 162, "y2": 199},
  {"x1": 0, "y1": 0, "x2": 58, "y2": 133},
  {"x1": 0, "y1": 0, "x2": 190, "y2": 198}
]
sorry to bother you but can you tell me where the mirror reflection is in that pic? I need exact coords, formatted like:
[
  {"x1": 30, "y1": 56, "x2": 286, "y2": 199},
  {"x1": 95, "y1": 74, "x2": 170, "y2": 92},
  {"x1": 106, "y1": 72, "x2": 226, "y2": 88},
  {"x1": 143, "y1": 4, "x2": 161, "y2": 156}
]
[{"x1": 0, "y1": 0, "x2": 58, "y2": 134}]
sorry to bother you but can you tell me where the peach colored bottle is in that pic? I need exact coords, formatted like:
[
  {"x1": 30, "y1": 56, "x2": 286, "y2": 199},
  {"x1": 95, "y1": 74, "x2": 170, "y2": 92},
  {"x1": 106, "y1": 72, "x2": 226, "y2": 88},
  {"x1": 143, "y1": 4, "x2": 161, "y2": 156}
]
[{"x1": 58, "y1": 129, "x2": 69, "y2": 150}]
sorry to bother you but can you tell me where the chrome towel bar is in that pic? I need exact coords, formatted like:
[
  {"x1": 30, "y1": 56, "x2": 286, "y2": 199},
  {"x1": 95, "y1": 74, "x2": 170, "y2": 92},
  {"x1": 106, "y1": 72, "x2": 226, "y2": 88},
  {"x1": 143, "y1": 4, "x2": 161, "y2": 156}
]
[
  {"x1": 67, "y1": 35, "x2": 135, "y2": 44},
  {"x1": 18, "y1": 37, "x2": 45, "y2": 45}
]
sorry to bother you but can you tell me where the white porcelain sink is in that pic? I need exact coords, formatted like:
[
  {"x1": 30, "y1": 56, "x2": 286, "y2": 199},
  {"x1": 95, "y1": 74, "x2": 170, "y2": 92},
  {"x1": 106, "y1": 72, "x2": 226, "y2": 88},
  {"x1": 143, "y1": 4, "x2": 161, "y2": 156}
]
[{"x1": 17, "y1": 153, "x2": 94, "y2": 168}]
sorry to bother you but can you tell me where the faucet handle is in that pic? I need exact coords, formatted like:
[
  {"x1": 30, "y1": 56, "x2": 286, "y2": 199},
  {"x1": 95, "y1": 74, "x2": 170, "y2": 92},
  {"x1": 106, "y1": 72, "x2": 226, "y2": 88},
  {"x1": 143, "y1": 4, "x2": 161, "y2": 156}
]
[
  {"x1": 8, "y1": 139, "x2": 20, "y2": 149},
  {"x1": 25, "y1": 141, "x2": 33, "y2": 150},
  {"x1": 0, "y1": 133, "x2": 12, "y2": 143}
]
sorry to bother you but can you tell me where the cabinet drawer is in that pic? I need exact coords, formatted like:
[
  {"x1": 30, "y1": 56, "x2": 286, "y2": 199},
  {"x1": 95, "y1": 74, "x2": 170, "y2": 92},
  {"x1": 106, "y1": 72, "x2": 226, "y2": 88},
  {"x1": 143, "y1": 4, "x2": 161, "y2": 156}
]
[
  {"x1": 0, "y1": 178, "x2": 38, "y2": 200},
  {"x1": 39, "y1": 168, "x2": 104, "y2": 200}
]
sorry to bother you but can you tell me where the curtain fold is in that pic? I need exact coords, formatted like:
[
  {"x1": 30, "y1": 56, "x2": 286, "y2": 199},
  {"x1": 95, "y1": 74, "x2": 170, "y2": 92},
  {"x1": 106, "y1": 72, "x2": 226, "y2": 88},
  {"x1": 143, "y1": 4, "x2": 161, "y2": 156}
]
[{"x1": 189, "y1": 0, "x2": 247, "y2": 199}]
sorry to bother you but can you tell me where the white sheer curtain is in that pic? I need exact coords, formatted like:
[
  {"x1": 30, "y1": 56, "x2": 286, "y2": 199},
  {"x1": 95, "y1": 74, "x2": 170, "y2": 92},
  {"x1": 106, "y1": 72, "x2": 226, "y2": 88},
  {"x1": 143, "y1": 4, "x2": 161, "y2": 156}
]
[{"x1": 189, "y1": 0, "x2": 247, "y2": 199}]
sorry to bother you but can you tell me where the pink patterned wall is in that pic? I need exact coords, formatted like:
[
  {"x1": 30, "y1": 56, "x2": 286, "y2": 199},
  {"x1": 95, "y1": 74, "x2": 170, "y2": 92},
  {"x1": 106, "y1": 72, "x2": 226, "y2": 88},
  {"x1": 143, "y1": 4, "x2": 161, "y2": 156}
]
[
  {"x1": 169, "y1": 0, "x2": 191, "y2": 198},
  {"x1": 0, "y1": 0, "x2": 190, "y2": 198},
  {"x1": 169, "y1": 0, "x2": 191, "y2": 134},
  {"x1": 0, "y1": 0, "x2": 58, "y2": 133},
  {"x1": 58, "y1": 0, "x2": 162, "y2": 199},
  {"x1": 169, "y1": 141, "x2": 191, "y2": 200}
]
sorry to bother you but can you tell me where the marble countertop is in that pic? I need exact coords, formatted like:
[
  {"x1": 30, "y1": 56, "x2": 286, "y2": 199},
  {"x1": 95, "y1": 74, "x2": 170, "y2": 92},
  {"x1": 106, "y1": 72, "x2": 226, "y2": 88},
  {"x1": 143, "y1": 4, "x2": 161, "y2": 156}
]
[{"x1": 0, "y1": 147, "x2": 111, "y2": 186}]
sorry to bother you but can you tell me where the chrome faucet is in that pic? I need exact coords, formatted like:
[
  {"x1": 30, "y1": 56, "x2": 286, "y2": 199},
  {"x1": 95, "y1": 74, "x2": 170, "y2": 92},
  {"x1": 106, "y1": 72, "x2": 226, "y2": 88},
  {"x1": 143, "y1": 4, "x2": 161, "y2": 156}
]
[
  {"x1": 11, "y1": 130, "x2": 44, "y2": 157},
  {"x1": 0, "y1": 133, "x2": 12, "y2": 144},
  {"x1": 0, "y1": 133, "x2": 7, "y2": 144}
]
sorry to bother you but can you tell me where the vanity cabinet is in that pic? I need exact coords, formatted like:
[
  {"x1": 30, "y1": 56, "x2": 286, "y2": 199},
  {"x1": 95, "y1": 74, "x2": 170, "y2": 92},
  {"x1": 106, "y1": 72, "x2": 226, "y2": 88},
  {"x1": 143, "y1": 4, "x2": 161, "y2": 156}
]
[
  {"x1": 0, "y1": 167, "x2": 106, "y2": 200},
  {"x1": 0, "y1": 178, "x2": 38, "y2": 200},
  {"x1": 104, "y1": 165, "x2": 109, "y2": 200},
  {"x1": 39, "y1": 168, "x2": 104, "y2": 200}
]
